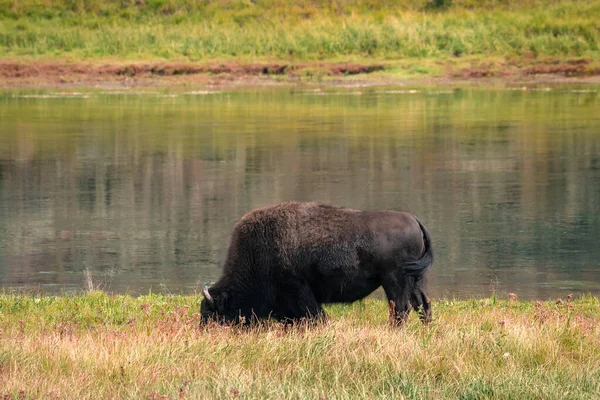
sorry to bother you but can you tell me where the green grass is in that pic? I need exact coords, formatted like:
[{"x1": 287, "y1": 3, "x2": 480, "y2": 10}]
[
  {"x1": 0, "y1": 292, "x2": 599, "y2": 398},
  {"x1": 0, "y1": 0, "x2": 599, "y2": 64}
]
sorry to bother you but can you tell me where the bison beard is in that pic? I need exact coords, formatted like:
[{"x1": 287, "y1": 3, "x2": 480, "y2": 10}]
[{"x1": 200, "y1": 201, "x2": 433, "y2": 326}]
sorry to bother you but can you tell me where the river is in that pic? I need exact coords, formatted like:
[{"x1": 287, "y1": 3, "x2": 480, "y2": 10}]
[{"x1": 1, "y1": 86, "x2": 598, "y2": 299}]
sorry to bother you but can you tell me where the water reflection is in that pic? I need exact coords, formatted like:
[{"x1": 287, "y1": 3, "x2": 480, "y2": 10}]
[{"x1": 0, "y1": 88, "x2": 598, "y2": 299}]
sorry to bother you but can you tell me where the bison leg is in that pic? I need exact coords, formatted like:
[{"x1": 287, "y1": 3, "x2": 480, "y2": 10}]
[
  {"x1": 420, "y1": 291, "x2": 432, "y2": 323},
  {"x1": 275, "y1": 283, "x2": 326, "y2": 324},
  {"x1": 409, "y1": 280, "x2": 432, "y2": 324},
  {"x1": 382, "y1": 273, "x2": 412, "y2": 326}
]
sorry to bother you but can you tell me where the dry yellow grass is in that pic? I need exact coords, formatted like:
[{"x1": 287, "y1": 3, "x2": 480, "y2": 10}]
[{"x1": 0, "y1": 292, "x2": 598, "y2": 399}]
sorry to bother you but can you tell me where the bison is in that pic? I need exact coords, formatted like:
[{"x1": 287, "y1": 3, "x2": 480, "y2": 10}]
[{"x1": 201, "y1": 201, "x2": 433, "y2": 325}]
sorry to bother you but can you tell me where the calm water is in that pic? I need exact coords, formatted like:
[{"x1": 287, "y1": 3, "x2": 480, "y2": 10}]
[{"x1": 0, "y1": 86, "x2": 599, "y2": 299}]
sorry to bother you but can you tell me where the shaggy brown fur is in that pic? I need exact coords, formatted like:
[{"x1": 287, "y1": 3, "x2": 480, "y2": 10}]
[{"x1": 201, "y1": 202, "x2": 433, "y2": 325}]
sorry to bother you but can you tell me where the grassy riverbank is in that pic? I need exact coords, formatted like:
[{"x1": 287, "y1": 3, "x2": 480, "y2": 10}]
[
  {"x1": 0, "y1": 292, "x2": 598, "y2": 399},
  {"x1": 1, "y1": 0, "x2": 600, "y2": 85}
]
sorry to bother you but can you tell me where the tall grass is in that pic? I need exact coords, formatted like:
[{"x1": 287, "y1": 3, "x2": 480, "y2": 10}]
[
  {"x1": 0, "y1": 0, "x2": 598, "y2": 62},
  {"x1": 0, "y1": 292, "x2": 598, "y2": 398}
]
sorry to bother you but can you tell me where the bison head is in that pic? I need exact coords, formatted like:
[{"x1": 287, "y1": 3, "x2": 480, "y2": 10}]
[{"x1": 200, "y1": 286, "x2": 235, "y2": 324}]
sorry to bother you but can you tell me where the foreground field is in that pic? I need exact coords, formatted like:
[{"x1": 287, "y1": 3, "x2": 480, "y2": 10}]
[{"x1": 0, "y1": 293, "x2": 598, "y2": 399}]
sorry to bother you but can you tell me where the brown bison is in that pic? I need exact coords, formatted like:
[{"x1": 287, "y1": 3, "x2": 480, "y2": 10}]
[{"x1": 201, "y1": 201, "x2": 433, "y2": 325}]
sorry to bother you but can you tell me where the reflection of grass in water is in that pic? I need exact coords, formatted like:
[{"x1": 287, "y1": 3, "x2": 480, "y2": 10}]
[
  {"x1": 0, "y1": 292, "x2": 598, "y2": 398},
  {"x1": 1, "y1": 0, "x2": 599, "y2": 62},
  {"x1": 1, "y1": 88, "x2": 598, "y2": 157}
]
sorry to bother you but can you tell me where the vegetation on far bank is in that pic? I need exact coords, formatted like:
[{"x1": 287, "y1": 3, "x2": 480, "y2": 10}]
[
  {"x1": 0, "y1": 292, "x2": 598, "y2": 399},
  {"x1": 0, "y1": 0, "x2": 599, "y2": 74}
]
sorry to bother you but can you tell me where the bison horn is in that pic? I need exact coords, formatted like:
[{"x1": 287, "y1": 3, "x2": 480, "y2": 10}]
[{"x1": 202, "y1": 286, "x2": 214, "y2": 305}]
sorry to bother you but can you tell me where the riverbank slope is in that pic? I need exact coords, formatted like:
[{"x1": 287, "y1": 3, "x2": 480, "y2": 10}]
[{"x1": 1, "y1": 0, "x2": 600, "y2": 87}]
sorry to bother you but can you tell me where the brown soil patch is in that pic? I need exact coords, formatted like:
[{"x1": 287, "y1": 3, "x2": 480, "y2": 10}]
[
  {"x1": 451, "y1": 58, "x2": 600, "y2": 79},
  {"x1": 522, "y1": 58, "x2": 599, "y2": 77},
  {"x1": 1, "y1": 58, "x2": 599, "y2": 88},
  {"x1": 329, "y1": 63, "x2": 385, "y2": 75},
  {"x1": 0, "y1": 61, "x2": 386, "y2": 85},
  {"x1": 0, "y1": 62, "x2": 293, "y2": 79},
  {"x1": 450, "y1": 62, "x2": 510, "y2": 79}
]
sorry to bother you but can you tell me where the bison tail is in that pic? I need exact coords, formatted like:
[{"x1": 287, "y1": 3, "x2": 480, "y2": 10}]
[{"x1": 403, "y1": 216, "x2": 434, "y2": 277}]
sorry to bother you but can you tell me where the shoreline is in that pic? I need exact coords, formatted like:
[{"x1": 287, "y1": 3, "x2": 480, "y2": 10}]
[{"x1": 2, "y1": 59, "x2": 600, "y2": 89}]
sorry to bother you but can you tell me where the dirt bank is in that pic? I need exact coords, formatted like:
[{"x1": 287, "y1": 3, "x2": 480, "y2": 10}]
[{"x1": 1, "y1": 59, "x2": 599, "y2": 88}]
